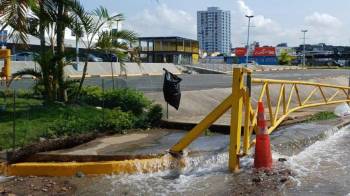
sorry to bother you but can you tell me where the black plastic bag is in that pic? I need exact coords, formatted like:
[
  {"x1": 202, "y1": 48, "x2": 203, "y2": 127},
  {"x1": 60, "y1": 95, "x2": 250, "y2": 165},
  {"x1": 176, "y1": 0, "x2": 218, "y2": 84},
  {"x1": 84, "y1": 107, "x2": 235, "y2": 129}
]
[{"x1": 163, "y1": 68, "x2": 182, "y2": 110}]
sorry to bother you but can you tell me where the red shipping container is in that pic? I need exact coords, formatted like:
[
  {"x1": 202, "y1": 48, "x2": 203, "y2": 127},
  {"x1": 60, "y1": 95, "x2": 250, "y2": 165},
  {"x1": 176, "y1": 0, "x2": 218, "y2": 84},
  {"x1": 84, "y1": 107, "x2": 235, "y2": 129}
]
[
  {"x1": 253, "y1": 47, "x2": 276, "y2": 57},
  {"x1": 235, "y1": 48, "x2": 247, "y2": 57}
]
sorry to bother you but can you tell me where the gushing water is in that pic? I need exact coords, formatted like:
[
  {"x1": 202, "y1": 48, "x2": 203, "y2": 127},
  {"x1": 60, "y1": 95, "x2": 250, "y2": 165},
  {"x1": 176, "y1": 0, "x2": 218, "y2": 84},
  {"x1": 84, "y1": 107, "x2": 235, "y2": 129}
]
[
  {"x1": 285, "y1": 125, "x2": 350, "y2": 195},
  {"x1": 76, "y1": 125, "x2": 350, "y2": 195}
]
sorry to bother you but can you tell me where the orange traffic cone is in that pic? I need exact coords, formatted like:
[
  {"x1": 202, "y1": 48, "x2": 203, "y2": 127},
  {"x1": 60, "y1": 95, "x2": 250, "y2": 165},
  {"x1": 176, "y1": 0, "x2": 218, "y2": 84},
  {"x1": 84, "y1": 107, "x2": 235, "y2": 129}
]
[{"x1": 254, "y1": 101, "x2": 272, "y2": 169}]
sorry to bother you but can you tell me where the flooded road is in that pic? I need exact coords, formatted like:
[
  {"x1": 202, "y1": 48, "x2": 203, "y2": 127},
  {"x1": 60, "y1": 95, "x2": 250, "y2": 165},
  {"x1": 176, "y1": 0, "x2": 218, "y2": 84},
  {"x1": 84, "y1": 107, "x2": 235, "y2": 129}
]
[{"x1": 73, "y1": 125, "x2": 350, "y2": 195}]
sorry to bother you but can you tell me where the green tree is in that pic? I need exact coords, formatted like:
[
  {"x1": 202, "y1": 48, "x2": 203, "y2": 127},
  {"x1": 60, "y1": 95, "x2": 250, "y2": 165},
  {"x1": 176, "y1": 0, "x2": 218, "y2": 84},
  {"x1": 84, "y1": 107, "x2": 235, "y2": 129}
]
[
  {"x1": 0, "y1": 0, "x2": 87, "y2": 102},
  {"x1": 95, "y1": 29, "x2": 138, "y2": 88},
  {"x1": 278, "y1": 49, "x2": 294, "y2": 65},
  {"x1": 73, "y1": 6, "x2": 123, "y2": 97}
]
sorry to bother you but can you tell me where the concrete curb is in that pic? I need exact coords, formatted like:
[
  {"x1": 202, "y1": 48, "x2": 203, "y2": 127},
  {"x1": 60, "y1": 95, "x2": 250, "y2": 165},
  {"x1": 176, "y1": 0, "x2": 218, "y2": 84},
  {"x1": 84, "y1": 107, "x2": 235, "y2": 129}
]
[{"x1": 0, "y1": 155, "x2": 182, "y2": 177}]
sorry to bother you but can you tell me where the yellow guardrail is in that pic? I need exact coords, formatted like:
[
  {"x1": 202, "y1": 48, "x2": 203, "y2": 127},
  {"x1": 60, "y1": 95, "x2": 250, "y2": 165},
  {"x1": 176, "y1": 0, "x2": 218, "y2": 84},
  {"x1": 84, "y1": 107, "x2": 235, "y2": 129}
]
[
  {"x1": 170, "y1": 67, "x2": 350, "y2": 172},
  {"x1": 0, "y1": 49, "x2": 11, "y2": 86}
]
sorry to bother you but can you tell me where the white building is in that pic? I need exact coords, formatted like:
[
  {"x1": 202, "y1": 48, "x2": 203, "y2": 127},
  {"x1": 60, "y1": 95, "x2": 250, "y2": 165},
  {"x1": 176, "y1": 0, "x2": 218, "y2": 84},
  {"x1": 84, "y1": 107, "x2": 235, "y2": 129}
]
[{"x1": 197, "y1": 7, "x2": 231, "y2": 55}]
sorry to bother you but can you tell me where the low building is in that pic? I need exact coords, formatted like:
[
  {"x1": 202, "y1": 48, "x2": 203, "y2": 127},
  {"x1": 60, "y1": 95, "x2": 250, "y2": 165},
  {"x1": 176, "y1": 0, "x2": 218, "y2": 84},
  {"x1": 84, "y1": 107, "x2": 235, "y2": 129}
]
[
  {"x1": 138, "y1": 37, "x2": 199, "y2": 64},
  {"x1": 294, "y1": 43, "x2": 350, "y2": 66},
  {"x1": 235, "y1": 47, "x2": 278, "y2": 65}
]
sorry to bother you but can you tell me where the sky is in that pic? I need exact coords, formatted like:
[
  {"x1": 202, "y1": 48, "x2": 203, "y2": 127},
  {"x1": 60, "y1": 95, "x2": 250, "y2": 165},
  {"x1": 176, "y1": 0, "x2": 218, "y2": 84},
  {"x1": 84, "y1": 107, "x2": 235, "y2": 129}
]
[{"x1": 80, "y1": 0, "x2": 350, "y2": 47}]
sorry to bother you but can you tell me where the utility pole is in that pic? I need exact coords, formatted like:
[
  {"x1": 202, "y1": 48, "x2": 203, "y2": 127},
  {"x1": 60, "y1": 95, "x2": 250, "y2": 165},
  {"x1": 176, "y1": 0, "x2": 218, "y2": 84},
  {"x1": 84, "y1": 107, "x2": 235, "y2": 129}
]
[
  {"x1": 301, "y1": 30, "x2": 308, "y2": 67},
  {"x1": 245, "y1": 15, "x2": 254, "y2": 68}
]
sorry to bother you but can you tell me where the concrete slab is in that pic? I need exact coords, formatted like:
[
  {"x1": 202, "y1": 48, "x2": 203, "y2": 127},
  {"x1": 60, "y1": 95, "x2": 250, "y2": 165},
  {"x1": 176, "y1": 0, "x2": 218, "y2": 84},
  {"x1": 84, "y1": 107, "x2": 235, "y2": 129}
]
[
  {"x1": 43, "y1": 129, "x2": 174, "y2": 156},
  {"x1": 40, "y1": 128, "x2": 230, "y2": 158}
]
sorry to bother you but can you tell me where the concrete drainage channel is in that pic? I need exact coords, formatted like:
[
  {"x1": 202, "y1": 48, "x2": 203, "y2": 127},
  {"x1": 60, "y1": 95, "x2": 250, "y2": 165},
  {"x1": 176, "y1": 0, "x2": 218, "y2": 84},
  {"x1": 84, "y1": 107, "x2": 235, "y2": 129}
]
[{"x1": 0, "y1": 118, "x2": 350, "y2": 177}]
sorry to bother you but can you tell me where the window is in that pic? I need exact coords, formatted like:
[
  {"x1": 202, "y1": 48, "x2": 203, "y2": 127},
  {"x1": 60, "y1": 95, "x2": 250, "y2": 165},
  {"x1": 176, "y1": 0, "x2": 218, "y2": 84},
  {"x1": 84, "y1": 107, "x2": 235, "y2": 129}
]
[
  {"x1": 140, "y1": 41, "x2": 148, "y2": 51},
  {"x1": 148, "y1": 41, "x2": 154, "y2": 51}
]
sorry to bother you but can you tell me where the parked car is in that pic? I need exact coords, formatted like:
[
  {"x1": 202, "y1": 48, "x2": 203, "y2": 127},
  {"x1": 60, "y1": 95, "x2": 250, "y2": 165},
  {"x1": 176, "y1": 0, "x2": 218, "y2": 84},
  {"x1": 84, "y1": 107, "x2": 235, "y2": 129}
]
[
  {"x1": 87, "y1": 54, "x2": 103, "y2": 62},
  {"x1": 93, "y1": 53, "x2": 117, "y2": 62},
  {"x1": 12, "y1": 52, "x2": 39, "y2": 61}
]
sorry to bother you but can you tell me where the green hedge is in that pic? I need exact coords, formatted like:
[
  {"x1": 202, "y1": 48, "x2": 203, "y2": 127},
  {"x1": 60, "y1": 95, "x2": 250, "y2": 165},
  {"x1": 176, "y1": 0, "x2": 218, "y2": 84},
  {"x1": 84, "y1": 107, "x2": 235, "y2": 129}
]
[
  {"x1": 80, "y1": 86, "x2": 151, "y2": 116},
  {"x1": 46, "y1": 108, "x2": 136, "y2": 138}
]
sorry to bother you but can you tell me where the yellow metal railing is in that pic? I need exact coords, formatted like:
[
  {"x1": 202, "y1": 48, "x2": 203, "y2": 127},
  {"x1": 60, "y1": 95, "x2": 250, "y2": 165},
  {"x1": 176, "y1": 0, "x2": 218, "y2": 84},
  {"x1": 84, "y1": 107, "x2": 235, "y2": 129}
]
[{"x1": 169, "y1": 67, "x2": 350, "y2": 172}]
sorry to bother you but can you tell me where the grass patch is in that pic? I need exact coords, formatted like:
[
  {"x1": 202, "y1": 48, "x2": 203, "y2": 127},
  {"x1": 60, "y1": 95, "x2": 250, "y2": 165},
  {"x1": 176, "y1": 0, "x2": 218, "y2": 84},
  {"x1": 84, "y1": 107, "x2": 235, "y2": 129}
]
[
  {"x1": 0, "y1": 98, "x2": 105, "y2": 149},
  {"x1": 0, "y1": 97, "x2": 162, "y2": 150},
  {"x1": 307, "y1": 111, "x2": 338, "y2": 122}
]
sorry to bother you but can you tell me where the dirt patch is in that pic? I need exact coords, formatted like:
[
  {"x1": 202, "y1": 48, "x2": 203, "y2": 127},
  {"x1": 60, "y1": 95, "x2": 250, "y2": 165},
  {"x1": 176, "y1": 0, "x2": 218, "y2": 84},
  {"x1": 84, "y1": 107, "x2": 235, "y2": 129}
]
[
  {"x1": 221, "y1": 161, "x2": 295, "y2": 195},
  {"x1": 0, "y1": 176, "x2": 78, "y2": 196},
  {"x1": 7, "y1": 133, "x2": 99, "y2": 163}
]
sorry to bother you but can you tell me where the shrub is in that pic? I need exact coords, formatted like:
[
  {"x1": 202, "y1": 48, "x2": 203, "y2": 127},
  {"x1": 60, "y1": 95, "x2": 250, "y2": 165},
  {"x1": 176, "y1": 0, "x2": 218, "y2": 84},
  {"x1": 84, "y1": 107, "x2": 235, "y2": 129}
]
[
  {"x1": 45, "y1": 107, "x2": 136, "y2": 137},
  {"x1": 103, "y1": 89, "x2": 151, "y2": 115},
  {"x1": 46, "y1": 115, "x2": 100, "y2": 137},
  {"x1": 102, "y1": 109, "x2": 135, "y2": 132},
  {"x1": 146, "y1": 104, "x2": 163, "y2": 126},
  {"x1": 80, "y1": 87, "x2": 151, "y2": 116},
  {"x1": 80, "y1": 86, "x2": 103, "y2": 106},
  {"x1": 0, "y1": 89, "x2": 39, "y2": 99}
]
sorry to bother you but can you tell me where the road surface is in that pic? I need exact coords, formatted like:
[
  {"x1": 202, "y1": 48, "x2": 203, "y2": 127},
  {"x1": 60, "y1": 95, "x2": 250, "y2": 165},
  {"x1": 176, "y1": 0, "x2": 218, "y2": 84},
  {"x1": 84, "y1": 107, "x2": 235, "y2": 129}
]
[{"x1": 2, "y1": 69, "x2": 350, "y2": 92}]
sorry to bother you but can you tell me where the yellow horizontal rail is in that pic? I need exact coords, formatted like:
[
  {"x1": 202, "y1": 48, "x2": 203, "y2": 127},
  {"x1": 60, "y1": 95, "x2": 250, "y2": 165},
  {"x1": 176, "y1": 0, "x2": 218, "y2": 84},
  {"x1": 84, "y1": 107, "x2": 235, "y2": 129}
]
[
  {"x1": 252, "y1": 78, "x2": 350, "y2": 90},
  {"x1": 170, "y1": 94, "x2": 233, "y2": 153},
  {"x1": 169, "y1": 68, "x2": 350, "y2": 173}
]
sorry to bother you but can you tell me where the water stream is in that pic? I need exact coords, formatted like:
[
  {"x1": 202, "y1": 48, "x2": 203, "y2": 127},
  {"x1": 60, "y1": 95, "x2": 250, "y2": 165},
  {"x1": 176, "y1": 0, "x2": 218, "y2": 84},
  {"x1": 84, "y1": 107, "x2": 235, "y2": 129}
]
[{"x1": 73, "y1": 125, "x2": 350, "y2": 195}]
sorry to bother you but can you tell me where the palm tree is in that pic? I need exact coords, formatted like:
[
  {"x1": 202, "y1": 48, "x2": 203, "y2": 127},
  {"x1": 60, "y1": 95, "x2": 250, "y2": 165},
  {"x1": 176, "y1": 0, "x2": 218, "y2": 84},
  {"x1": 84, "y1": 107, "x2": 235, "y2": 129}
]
[
  {"x1": 0, "y1": 0, "x2": 87, "y2": 102},
  {"x1": 72, "y1": 6, "x2": 123, "y2": 97},
  {"x1": 0, "y1": 0, "x2": 34, "y2": 44},
  {"x1": 95, "y1": 30, "x2": 138, "y2": 89}
]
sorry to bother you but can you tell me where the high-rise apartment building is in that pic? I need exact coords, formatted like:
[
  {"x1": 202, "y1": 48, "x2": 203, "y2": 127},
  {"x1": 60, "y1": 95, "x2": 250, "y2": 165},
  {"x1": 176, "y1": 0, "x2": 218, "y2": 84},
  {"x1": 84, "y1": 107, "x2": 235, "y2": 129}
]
[{"x1": 197, "y1": 7, "x2": 231, "y2": 54}]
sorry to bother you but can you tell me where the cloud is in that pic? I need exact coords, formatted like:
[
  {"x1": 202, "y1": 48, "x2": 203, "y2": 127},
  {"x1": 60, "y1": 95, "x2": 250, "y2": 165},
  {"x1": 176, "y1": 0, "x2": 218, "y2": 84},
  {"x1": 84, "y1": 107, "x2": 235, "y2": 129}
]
[
  {"x1": 305, "y1": 12, "x2": 342, "y2": 29},
  {"x1": 237, "y1": 0, "x2": 253, "y2": 16},
  {"x1": 235, "y1": 0, "x2": 293, "y2": 46},
  {"x1": 304, "y1": 12, "x2": 345, "y2": 44},
  {"x1": 124, "y1": 4, "x2": 196, "y2": 39}
]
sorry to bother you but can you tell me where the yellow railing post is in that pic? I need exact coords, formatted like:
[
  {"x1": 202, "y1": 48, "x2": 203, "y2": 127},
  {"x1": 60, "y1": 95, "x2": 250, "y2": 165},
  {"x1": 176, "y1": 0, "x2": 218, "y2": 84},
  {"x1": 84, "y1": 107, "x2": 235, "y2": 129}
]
[
  {"x1": 229, "y1": 68, "x2": 244, "y2": 172},
  {"x1": 243, "y1": 89, "x2": 250, "y2": 155},
  {"x1": 4, "y1": 49, "x2": 11, "y2": 80},
  {"x1": 243, "y1": 71, "x2": 251, "y2": 155}
]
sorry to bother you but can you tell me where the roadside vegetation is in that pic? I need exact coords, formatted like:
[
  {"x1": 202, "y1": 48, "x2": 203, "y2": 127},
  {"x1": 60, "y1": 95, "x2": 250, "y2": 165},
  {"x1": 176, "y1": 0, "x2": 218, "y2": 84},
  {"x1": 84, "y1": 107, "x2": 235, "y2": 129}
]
[
  {"x1": 0, "y1": 0, "x2": 140, "y2": 103},
  {"x1": 0, "y1": 1, "x2": 155, "y2": 152},
  {"x1": 0, "y1": 88, "x2": 162, "y2": 150},
  {"x1": 278, "y1": 49, "x2": 295, "y2": 65},
  {"x1": 307, "y1": 111, "x2": 338, "y2": 122}
]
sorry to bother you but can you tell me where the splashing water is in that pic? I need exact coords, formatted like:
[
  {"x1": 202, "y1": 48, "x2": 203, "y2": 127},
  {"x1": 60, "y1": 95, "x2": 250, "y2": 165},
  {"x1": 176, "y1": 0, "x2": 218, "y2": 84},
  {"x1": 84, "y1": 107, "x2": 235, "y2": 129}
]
[
  {"x1": 75, "y1": 125, "x2": 350, "y2": 195},
  {"x1": 286, "y1": 125, "x2": 350, "y2": 195}
]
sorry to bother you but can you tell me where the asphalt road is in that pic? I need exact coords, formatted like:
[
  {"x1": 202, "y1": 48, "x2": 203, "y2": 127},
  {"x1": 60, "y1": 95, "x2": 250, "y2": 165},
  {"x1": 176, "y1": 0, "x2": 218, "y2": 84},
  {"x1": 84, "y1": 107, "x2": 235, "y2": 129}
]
[{"x1": 2, "y1": 69, "x2": 350, "y2": 92}]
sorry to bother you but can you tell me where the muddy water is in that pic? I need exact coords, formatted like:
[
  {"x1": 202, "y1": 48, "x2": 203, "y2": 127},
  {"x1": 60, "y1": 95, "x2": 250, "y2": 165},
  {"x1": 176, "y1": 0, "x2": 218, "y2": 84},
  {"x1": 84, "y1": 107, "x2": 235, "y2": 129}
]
[{"x1": 74, "y1": 125, "x2": 350, "y2": 196}]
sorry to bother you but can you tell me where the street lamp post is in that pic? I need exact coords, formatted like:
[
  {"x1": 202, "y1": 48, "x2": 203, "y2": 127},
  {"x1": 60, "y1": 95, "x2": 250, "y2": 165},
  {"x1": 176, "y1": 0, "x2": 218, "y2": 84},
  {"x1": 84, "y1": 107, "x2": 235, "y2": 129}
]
[
  {"x1": 245, "y1": 15, "x2": 254, "y2": 97},
  {"x1": 301, "y1": 30, "x2": 308, "y2": 67},
  {"x1": 245, "y1": 15, "x2": 254, "y2": 68}
]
